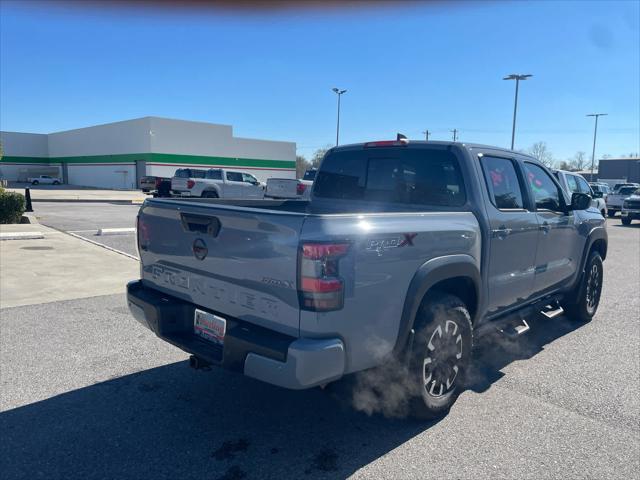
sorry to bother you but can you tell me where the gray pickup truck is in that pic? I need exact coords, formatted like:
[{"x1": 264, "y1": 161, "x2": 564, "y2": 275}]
[{"x1": 127, "y1": 140, "x2": 607, "y2": 418}]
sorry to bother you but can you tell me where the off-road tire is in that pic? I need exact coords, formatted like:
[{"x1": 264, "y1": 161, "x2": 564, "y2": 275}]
[
  {"x1": 202, "y1": 191, "x2": 219, "y2": 198},
  {"x1": 409, "y1": 293, "x2": 473, "y2": 420},
  {"x1": 561, "y1": 251, "x2": 603, "y2": 323}
]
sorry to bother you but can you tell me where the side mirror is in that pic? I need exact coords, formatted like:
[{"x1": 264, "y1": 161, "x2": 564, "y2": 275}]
[{"x1": 570, "y1": 192, "x2": 591, "y2": 210}]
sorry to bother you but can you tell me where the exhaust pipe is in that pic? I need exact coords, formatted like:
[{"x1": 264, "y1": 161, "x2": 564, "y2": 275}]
[{"x1": 189, "y1": 355, "x2": 211, "y2": 370}]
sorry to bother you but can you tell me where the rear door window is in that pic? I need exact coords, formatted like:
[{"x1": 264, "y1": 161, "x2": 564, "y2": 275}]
[
  {"x1": 314, "y1": 148, "x2": 465, "y2": 206},
  {"x1": 480, "y1": 156, "x2": 524, "y2": 209},
  {"x1": 206, "y1": 169, "x2": 222, "y2": 180}
]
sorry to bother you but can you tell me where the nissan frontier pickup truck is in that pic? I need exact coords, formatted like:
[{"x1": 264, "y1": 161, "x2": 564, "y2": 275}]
[{"x1": 128, "y1": 139, "x2": 607, "y2": 418}]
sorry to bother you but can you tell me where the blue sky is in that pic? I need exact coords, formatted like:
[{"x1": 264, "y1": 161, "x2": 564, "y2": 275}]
[{"x1": 1, "y1": 0, "x2": 638, "y2": 162}]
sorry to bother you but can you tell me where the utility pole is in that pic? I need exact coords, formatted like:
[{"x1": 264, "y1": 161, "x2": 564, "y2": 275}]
[
  {"x1": 422, "y1": 130, "x2": 430, "y2": 141},
  {"x1": 587, "y1": 113, "x2": 608, "y2": 178},
  {"x1": 451, "y1": 129, "x2": 458, "y2": 142},
  {"x1": 503, "y1": 74, "x2": 533, "y2": 150},
  {"x1": 332, "y1": 87, "x2": 347, "y2": 146}
]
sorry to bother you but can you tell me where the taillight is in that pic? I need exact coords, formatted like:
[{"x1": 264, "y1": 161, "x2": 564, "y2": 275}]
[
  {"x1": 136, "y1": 215, "x2": 150, "y2": 253},
  {"x1": 296, "y1": 183, "x2": 307, "y2": 195},
  {"x1": 187, "y1": 179, "x2": 196, "y2": 189},
  {"x1": 299, "y1": 242, "x2": 349, "y2": 311}
]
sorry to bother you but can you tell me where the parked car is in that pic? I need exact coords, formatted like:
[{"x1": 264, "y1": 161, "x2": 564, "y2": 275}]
[
  {"x1": 554, "y1": 170, "x2": 607, "y2": 217},
  {"x1": 171, "y1": 168, "x2": 264, "y2": 199},
  {"x1": 606, "y1": 185, "x2": 638, "y2": 217},
  {"x1": 612, "y1": 182, "x2": 640, "y2": 192},
  {"x1": 265, "y1": 178, "x2": 312, "y2": 199},
  {"x1": 128, "y1": 139, "x2": 606, "y2": 419},
  {"x1": 140, "y1": 176, "x2": 170, "y2": 194},
  {"x1": 28, "y1": 175, "x2": 61, "y2": 185},
  {"x1": 302, "y1": 168, "x2": 317, "y2": 181},
  {"x1": 620, "y1": 188, "x2": 640, "y2": 225},
  {"x1": 589, "y1": 182, "x2": 610, "y2": 200}
]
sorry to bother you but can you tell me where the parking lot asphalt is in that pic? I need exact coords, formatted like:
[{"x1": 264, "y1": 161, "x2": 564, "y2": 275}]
[
  {"x1": 33, "y1": 201, "x2": 141, "y2": 258},
  {"x1": 0, "y1": 215, "x2": 638, "y2": 479}
]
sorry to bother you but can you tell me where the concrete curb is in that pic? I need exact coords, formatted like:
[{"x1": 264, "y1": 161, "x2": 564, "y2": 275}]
[
  {"x1": 66, "y1": 232, "x2": 139, "y2": 260},
  {"x1": 29, "y1": 198, "x2": 146, "y2": 205}
]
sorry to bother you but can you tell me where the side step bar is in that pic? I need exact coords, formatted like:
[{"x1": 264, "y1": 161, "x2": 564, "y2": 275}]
[
  {"x1": 499, "y1": 318, "x2": 530, "y2": 339},
  {"x1": 475, "y1": 295, "x2": 564, "y2": 339},
  {"x1": 540, "y1": 302, "x2": 564, "y2": 319}
]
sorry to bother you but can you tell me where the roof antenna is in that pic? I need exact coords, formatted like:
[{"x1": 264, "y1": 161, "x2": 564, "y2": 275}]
[{"x1": 397, "y1": 133, "x2": 409, "y2": 144}]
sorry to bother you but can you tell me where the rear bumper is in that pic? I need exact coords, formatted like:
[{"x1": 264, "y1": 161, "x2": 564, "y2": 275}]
[{"x1": 126, "y1": 280, "x2": 345, "y2": 389}]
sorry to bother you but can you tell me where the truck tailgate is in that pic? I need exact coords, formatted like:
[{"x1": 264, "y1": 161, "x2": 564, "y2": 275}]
[
  {"x1": 138, "y1": 200, "x2": 305, "y2": 336},
  {"x1": 266, "y1": 178, "x2": 298, "y2": 198}
]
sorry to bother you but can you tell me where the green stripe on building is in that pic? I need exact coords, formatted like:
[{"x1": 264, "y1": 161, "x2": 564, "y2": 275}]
[{"x1": 2, "y1": 153, "x2": 295, "y2": 169}]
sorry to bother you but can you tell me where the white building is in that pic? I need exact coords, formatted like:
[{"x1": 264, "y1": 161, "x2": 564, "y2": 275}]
[{"x1": 0, "y1": 117, "x2": 296, "y2": 189}]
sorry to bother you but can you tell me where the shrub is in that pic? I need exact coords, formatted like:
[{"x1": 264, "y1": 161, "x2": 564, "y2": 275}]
[{"x1": 0, "y1": 191, "x2": 26, "y2": 224}]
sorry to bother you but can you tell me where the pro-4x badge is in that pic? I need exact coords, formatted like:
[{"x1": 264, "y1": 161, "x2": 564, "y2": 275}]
[{"x1": 365, "y1": 233, "x2": 418, "y2": 256}]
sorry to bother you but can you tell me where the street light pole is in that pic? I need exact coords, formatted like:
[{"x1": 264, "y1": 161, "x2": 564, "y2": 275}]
[
  {"x1": 332, "y1": 87, "x2": 347, "y2": 146},
  {"x1": 587, "y1": 113, "x2": 608, "y2": 178},
  {"x1": 503, "y1": 74, "x2": 532, "y2": 150},
  {"x1": 422, "y1": 130, "x2": 430, "y2": 141}
]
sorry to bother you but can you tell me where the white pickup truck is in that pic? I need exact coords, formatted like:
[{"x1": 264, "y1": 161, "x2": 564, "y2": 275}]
[
  {"x1": 171, "y1": 168, "x2": 265, "y2": 199},
  {"x1": 28, "y1": 175, "x2": 61, "y2": 185},
  {"x1": 264, "y1": 169, "x2": 316, "y2": 199},
  {"x1": 606, "y1": 185, "x2": 639, "y2": 217}
]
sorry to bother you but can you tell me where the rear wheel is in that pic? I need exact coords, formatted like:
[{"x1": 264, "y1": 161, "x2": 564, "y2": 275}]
[
  {"x1": 561, "y1": 251, "x2": 603, "y2": 323},
  {"x1": 409, "y1": 293, "x2": 473, "y2": 419},
  {"x1": 621, "y1": 216, "x2": 632, "y2": 225},
  {"x1": 202, "y1": 191, "x2": 219, "y2": 198}
]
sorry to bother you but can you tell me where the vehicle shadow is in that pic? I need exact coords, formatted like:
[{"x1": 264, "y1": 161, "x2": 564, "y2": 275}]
[
  {"x1": 0, "y1": 314, "x2": 581, "y2": 480},
  {"x1": 467, "y1": 312, "x2": 581, "y2": 392}
]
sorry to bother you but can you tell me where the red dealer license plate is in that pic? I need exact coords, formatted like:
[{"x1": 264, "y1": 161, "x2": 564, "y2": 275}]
[{"x1": 194, "y1": 309, "x2": 226, "y2": 346}]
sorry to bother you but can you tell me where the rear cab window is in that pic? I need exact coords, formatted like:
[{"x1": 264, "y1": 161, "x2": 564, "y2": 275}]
[{"x1": 313, "y1": 147, "x2": 466, "y2": 207}]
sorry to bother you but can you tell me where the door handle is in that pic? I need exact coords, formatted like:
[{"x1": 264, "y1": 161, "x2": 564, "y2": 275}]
[
  {"x1": 492, "y1": 225, "x2": 512, "y2": 239},
  {"x1": 539, "y1": 222, "x2": 550, "y2": 234}
]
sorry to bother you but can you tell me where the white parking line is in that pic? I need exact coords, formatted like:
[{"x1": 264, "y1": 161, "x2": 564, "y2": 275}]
[{"x1": 97, "y1": 227, "x2": 136, "y2": 236}]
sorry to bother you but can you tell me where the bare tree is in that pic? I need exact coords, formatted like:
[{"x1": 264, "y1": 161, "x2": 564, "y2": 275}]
[
  {"x1": 311, "y1": 145, "x2": 332, "y2": 168},
  {"x1": 557, "y1": 160, "x2": 572, "y2": 171},
  {"x1": 570, "y1": 151, "x2": 587, "y2": 171},
  {"x1": 296, "y1": 155, "x2": 310, "y2": 178},
  {"x1": 528, "y1": 142, "x2": 555, "y2": 167}
]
